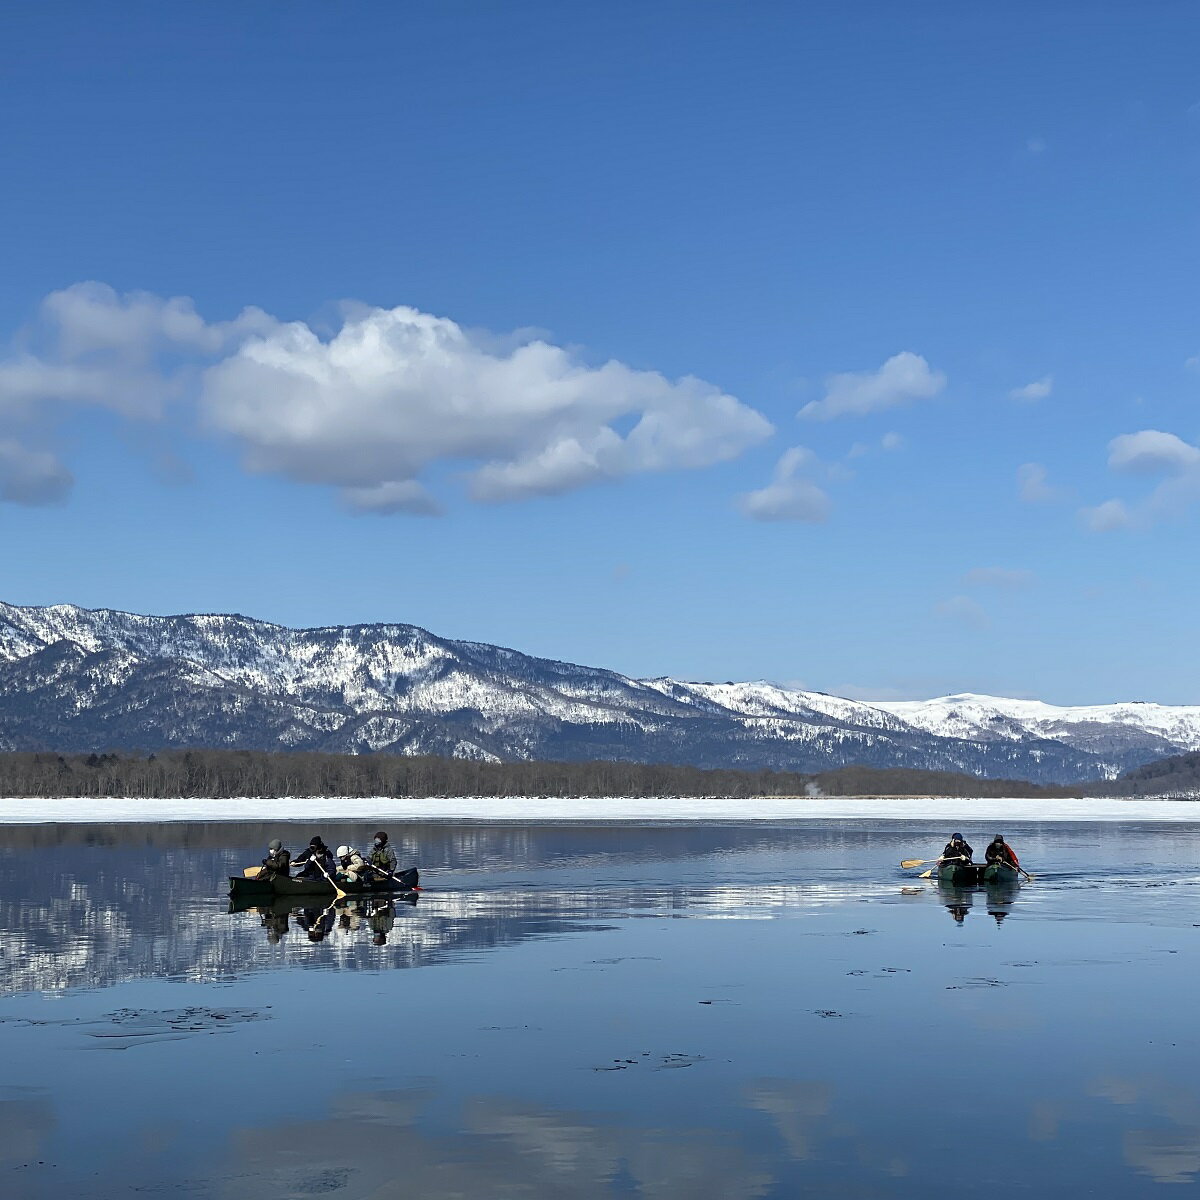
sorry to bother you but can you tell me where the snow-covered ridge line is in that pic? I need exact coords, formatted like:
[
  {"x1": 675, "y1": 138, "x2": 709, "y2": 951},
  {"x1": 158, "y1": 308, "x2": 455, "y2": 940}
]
[
  {"x1": 0, "y1": 600, "x2": 1198, "y2": 784},
  {"x1": 0, "y1": 795, "x2": 1197, "y2": 825}
]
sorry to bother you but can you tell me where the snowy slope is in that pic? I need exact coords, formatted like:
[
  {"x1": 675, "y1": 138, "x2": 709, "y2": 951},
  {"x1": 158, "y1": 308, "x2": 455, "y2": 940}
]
[
  {"x1": 0, "y1": 601, "x2": 1193, "y2": 782},
  {"x1": 874, "y1": 693, "x2": 1200, "y2": 759}
]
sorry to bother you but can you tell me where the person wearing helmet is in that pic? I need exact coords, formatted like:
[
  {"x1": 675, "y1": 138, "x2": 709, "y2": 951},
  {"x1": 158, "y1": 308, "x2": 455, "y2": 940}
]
[
  {"x1": 260, "y1": 838, "x2": 291, "y2": 880},
  {"x1": 293, "y1": 836, "x2": 336, "y2": 882},
  {"x1": 368, "y1": 831, "x2": 399, "y2": 878},
  {"x1": 985, "y1": 835, "x2": 1019, "y2": 870},
  {"x1": 941, "y1": 832, "x2": 973, "y2": 864},
  {"x1": 335, "y1": 844, "x2": 369, "y2": 885}
]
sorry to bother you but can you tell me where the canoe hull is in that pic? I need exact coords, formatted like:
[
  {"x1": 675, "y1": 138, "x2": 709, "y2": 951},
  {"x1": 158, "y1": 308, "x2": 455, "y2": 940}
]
[
  {"x1": 937, "y1": 861, "x2": 1021, "y2": 886},
  {"x1": 229, "y1": 867, "x2": 419, "y2": 898},
  {"x1": 982, "y1": 861, "x2": 1021, "y2": 884}
]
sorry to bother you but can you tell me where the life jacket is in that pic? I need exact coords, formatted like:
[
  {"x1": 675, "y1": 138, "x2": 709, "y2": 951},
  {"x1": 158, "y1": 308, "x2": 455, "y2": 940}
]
[{"x1": 369, "y1": 844, "x2": 394, "y2": 870}]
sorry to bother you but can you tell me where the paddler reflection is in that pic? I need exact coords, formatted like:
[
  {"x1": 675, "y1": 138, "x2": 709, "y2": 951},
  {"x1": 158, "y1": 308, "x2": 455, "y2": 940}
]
[{"x1": 939, "y1": 879, "x2": 1020, "y2": 925}]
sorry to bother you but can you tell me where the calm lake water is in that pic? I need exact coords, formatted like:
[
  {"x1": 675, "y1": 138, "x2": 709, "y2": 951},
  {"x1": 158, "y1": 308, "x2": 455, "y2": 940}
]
[{"x1": 1, "y1": 818, "x2": 1199, "y2": 1198}]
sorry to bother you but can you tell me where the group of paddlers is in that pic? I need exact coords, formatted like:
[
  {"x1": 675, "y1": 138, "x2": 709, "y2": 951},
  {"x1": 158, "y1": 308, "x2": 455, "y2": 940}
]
[
  {"x1": 941, "y1": 832, "x2": 1019, "y2": 868},
  {"x1": 259, "y1": 831, "x2": 402, "y2": 886}
]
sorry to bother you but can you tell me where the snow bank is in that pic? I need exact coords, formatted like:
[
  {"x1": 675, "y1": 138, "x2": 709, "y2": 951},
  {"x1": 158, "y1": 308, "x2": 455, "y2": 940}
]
[{"x1": 0, "y1": 795, "x2": 1197, "y2": 824}]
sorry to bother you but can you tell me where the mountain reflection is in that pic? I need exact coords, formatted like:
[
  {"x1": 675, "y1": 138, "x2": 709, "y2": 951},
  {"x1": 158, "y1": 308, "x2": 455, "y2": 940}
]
[{"x1": 0, "y1": 820, "x2": 911, "y2": 997}]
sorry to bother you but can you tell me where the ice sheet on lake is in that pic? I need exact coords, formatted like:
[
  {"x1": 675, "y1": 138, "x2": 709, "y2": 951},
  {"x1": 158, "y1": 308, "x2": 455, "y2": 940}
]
[{"x1": 0, "y1": 794, "x2": 1198, "y2": 824}]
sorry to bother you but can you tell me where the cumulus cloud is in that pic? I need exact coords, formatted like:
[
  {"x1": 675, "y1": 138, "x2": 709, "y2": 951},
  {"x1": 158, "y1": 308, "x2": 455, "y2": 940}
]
[
  {"x1": 737, "y1": 446, "x2": 832, "y2": 522},
  {"x1": 1081, "y1": 498, "x2": 1134, "y2": 532},
  {"x1": 1107, "y1": 430, "x2": 1200, "y2": 475},
  {"x1": 963, "y1": 566, "x2": 1034, "y2": 589},
  {"x1": 1009, "y1": 375, "x2": 1053, "y2": 403},
  {"x1": 198, "y1": 305, "x2": 773, "y2": 507},
  {"x1": 1017, "y1": 462, "x2": 1057, "y2": 503},
  {"x1": 799, "y1": 352, "x2": 945, "y2": 420},
  {"x1": 1082, "y1": 429, "x2": 1200, "y2": 531},
  {"x1": 0, "y1": 284, "x2": 772, "y2": 510},
  {"x1": 934, "y1": 595, "x2": 989, "y2": 630}
]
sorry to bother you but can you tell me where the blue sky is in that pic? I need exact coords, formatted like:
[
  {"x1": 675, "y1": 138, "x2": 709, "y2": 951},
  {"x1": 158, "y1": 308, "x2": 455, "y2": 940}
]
[{"x1": 1, "y1": 2, "x2": 1198, "y2": 704}]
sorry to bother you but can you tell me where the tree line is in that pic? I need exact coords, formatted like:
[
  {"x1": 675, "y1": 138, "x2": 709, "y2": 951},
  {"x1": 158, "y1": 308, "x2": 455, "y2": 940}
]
[{"x1": 0, "y1": 750, "x2": 1083, "y2": 799}]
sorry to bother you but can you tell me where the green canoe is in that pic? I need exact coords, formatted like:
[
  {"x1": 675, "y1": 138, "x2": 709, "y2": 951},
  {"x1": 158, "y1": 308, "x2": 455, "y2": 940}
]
[
  {"x1": 937, "y1": 861, "x2": 1022, "y2": 886},
  {"x1": 229, "y1": 867, "x2": 419, "y2": 899}
]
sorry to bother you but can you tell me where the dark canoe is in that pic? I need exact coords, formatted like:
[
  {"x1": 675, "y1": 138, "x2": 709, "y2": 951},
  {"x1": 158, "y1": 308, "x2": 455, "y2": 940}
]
[
  {"x1": 982, "y1": 861, "x2": 1021, "y2": 884},
  {"x1": 229, "y1": 867, "x2": 419, "y2": 899},
  {"x1": 938, "y1": 861, "x2": 985, "y2": 885},
  {"x1": 938, "y1": 861, "x2": 1022, "y2": 886}
]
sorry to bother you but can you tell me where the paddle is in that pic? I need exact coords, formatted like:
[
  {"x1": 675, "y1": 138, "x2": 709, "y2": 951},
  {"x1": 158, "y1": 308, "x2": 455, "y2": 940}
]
[
  {"x1": 900, "y1": 857, "x2": 947, "y2": 869},
  {"x1": 310, "y1": 853, "x2": 348, "y2": 900},
  {"x1": 243, "y1": 866, "x2": 263, "y2": 879},
  {"x1": 366, "y1": 862, "x2": 420, "y2": 891}
]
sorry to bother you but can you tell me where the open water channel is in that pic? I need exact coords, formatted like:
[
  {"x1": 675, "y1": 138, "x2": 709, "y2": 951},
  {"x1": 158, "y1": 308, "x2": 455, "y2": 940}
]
[{"x1": 0, "y1": 818, "x2": 1198, "y2": 1197}]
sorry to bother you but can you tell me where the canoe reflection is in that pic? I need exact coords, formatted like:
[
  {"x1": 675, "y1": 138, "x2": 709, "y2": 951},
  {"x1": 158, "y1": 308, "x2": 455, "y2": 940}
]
[
  {"x1": 938, "y1": 881, "x2": 1020, "y2": 926},
  {"x1": 230, "y1": 894, "x2": 419, "y2": 945}
]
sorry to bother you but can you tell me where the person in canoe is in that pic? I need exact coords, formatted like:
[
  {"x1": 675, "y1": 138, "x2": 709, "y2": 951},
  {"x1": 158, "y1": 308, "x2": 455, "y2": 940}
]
[
  {"x1": 293, "y1": 836, "x2": 337, "y2": 882},
  {"x1": 335, "y1": 844, "x2": 369, "y2": 885},
  {"x1": 941, "y1": 832, "x2": 973, "y2": 865},
  {"x1": 259, "y1": 839, "x2": 291, "y2": 880},
  {"x1": 368, "y1": 830, "x2": 399, "y2": 880},
  {"x1": 985, "y1": 835, "x2": 1020, "y2": 871}
]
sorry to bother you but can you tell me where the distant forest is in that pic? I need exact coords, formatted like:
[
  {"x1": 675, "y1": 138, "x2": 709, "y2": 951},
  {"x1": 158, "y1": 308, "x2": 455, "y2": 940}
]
[
  {"x1": 1096, "y1": 751, "x2": 1200, "y2": 797},
  {"x1": 0, "y1": 750, "x2": 1083, "y2": 799}
]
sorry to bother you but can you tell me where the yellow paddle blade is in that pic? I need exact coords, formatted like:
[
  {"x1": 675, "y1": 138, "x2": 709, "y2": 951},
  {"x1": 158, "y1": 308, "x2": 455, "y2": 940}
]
[
  {"x1": 900, "y1": 859, "x2": 927, "y2": 869},
  {"x1": 919, "y1": 868, "x2": 935, "y2": 879},
  {"x1": 243, "y1": 866, "x2": 263, "y2": 879}
]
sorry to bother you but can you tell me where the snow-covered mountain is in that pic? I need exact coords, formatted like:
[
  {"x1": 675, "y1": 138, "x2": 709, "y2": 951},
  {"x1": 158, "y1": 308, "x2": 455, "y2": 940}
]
[{"x1": 0, "y1": 601, "x2": 1195, "y2": 783}]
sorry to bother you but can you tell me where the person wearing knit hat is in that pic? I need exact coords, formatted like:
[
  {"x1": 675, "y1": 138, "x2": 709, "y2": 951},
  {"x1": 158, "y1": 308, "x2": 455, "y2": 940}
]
[{"x1": 369, "y1": 830, "x2": 398, "y2": 877}]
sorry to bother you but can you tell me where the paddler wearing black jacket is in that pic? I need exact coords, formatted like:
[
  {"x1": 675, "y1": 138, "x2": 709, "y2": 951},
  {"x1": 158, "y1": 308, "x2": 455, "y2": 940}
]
[
  {"x1": 293, "y1": 836, "x2": 337, "y2": 881},
  {"x1": 942, "y1": 832, "x2": 972, "y2": 863},
  {"x1": 985, "y1": 835, "x2": 1019, "y2": 868}
]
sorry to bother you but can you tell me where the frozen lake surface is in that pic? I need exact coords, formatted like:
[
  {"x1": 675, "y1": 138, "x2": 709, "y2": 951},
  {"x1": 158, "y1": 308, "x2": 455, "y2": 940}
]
[{"x1": 1, "y1": 818, "x2": 1199, "y2": 1197}]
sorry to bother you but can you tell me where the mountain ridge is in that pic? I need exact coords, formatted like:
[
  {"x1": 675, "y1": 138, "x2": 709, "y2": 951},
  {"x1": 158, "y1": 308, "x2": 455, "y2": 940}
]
[{"x1": 0, "y1": 600, "x2": 1196, "y2": 784}]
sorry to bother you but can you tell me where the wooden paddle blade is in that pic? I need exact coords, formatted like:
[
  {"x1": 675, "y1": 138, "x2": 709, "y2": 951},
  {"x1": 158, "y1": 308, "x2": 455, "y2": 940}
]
[
  {"x1": 243, "y1": 866, "x2": 263, "y2": 879},
  {"x1": 919, "y1": 868, "x2": 935, "y2": 879},
  {"x1": 900, "y1": 859, "x2": 927, "y2": 869}
]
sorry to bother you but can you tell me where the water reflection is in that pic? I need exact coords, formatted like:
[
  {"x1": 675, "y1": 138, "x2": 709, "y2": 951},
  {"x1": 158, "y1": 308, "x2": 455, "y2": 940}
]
[
  {"x1": 2, "y1": 820, "x2": 1200, "y2": 1197},
  {"x1": 4, "y1": 819, "x2": 1200, "y2": 997},
  {"x1": 222, "y1": 1086, "x2": 777, "y2": 1200},
  {"x1": 236, "y1": 895, "x2": 418, "y2": 946},
  {"x1": 938, "y1": 880, "x2": 1021, "y2": 926}
]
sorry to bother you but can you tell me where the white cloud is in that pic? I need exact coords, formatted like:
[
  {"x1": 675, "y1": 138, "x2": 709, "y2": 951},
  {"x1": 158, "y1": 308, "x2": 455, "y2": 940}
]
[
  {"x1": 1009, "y1": 375, "x2": 1053, "y2": 403},
  {"x1": 799, "y1": 351, "x2": 945, "y2": 421},
  {"x1": 737, "y1": 446, "x2": 832, "y2": 523},
  {"x1": 1108, "y1": 430, "x2": 1200, "y2": 475},
  {"x1": 963, "y1": 566, "x2": 1034, "y2": 589},
  {"x1": 1080, "y1": 429, "x2": 1200, "y2": 531},
  {"x1": 199, "y1": 305, "x2": 773, "y2": 507},
  {"x1": 1017, "y1": 462, "x2": 1057, "y2": 503},
  {"x1": 0, "y1": 440, "x2": 72, "y2": 506},
  {"x1": 0, "y1": 285, "x2": 772, "y2": 510},
  {"x1": 1081, "y1": 499, "x2": 1133, "y2": 532},
  {"x1": 934, "y1": 595, "x2": 989, "y2": 630},
  {"x1": 880, "y1": 431, "x2": 904, "y2": 451}
]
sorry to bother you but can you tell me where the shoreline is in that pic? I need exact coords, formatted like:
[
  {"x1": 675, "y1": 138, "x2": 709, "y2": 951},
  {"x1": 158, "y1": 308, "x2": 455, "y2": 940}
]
[{"x1": 0, "y1": 795, "x2": 1196, "y2": 825}]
